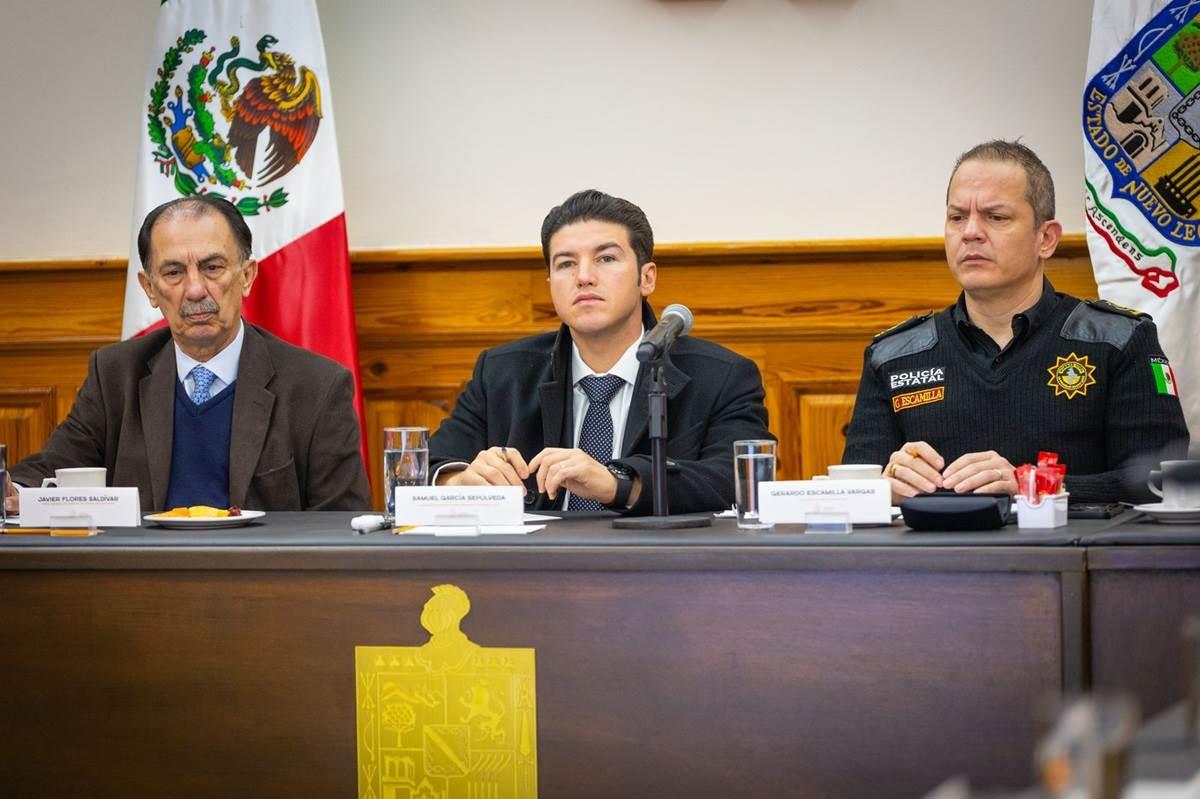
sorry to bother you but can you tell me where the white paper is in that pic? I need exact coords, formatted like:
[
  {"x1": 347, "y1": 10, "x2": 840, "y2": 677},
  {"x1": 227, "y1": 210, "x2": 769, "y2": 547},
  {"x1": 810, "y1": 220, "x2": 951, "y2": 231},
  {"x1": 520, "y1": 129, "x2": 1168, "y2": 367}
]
[
  {"x1": 19, "y1": 488, "x2": 141, "y2": 527},
  {"x1": 522, "y1": 513, "x2": 557, "y2": 522}
]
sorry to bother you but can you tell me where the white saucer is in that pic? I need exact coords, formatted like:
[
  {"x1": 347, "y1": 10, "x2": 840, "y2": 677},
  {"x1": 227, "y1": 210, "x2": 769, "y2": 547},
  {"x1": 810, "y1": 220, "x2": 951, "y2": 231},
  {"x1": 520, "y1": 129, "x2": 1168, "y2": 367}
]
[
  {"x1": 144, "y1": 510, "x2": 266, "y2": 529},
  {"x1": 1132, "y1": 503, "x2": 1200, "y2": 524}
]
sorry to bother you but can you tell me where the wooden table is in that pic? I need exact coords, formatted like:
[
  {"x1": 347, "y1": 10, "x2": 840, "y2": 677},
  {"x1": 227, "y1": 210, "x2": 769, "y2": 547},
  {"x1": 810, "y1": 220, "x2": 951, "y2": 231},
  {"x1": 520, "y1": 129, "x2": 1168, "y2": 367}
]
[
  {"x1": 0, "y1": 514, "x2": 1113, "y2": 798},
  {"x1": 1079, "y1": 522, "x2": 1200, "y2": 722}
]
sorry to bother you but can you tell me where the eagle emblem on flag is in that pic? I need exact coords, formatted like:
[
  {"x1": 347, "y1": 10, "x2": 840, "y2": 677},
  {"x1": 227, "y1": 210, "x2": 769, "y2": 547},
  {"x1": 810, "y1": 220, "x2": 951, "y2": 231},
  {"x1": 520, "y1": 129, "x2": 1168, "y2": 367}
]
[{"x1": 145, "y1": 30, "x2": 324, "y2": 216}]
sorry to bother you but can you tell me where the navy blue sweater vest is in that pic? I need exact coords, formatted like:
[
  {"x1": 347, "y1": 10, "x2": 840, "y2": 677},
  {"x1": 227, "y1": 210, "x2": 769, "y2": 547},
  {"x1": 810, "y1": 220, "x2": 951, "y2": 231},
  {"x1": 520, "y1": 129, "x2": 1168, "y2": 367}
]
[{"x1": 165, "y1": 380, "x2": 236, "y2": 509}]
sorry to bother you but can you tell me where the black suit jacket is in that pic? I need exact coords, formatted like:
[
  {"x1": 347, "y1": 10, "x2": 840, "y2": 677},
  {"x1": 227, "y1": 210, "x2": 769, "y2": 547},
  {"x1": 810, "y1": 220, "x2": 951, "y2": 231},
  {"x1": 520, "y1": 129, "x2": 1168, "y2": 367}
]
[
  {"x1": 429, "y1": 304, "x2": 772, "y2": 515},
  {"x1": 12, "y1": 323, "x2": 370, "y2": 511}
]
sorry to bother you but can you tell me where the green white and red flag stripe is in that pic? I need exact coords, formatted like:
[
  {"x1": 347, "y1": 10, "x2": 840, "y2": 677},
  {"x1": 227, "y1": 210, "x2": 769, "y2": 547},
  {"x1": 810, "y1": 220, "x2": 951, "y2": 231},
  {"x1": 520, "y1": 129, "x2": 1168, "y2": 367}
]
[
  {"x1": 1152, "y1": 360, "x2": 1179, "y2": 396},
  {"x1": 122, "y1": 0, "x2": 366, "y2": 464}
]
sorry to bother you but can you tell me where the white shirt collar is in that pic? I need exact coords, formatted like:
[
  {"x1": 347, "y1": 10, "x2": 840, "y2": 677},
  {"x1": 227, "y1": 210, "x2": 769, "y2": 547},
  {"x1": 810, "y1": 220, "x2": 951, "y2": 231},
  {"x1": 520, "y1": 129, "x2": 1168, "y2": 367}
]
[
  {"x1": 570, "y1": 333, "x2": 642, "y2": 388},
  {"x1": 174, "y1": 320, "x2": 245, "y2": 389}
]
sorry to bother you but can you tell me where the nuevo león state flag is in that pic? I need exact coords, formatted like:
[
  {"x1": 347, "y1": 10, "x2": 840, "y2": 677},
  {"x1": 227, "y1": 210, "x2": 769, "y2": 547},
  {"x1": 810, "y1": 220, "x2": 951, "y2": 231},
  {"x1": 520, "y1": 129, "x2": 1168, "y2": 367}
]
[
  {"x1": 1084, "y1": 0, "x2": 1200, "y2": 448},
  {"x1": 123, "y1": 0, "x2": 366, "y2": 462}
]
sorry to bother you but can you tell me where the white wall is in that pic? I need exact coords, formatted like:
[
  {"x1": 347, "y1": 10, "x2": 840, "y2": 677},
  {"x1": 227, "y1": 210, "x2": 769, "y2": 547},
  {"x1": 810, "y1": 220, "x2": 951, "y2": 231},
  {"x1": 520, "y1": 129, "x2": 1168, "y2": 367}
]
[{"x1": 0, "y1": 0, "x2": 1093, "y2": 259}]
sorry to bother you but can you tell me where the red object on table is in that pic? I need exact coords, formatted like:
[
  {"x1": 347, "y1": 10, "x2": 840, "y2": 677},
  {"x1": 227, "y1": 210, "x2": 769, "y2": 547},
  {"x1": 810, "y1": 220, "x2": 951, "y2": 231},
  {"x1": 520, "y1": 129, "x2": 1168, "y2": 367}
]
[{"x1": 1016, "y1": 452, "x2": 1067, "y2": 501}]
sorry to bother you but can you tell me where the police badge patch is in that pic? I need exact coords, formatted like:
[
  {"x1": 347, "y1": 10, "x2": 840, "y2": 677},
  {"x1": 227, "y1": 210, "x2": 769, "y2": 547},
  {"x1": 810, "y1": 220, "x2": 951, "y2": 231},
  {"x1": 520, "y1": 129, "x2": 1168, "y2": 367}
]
[{"x1": 1047, "y1": 353, "x2": 1098, "y2": 399}]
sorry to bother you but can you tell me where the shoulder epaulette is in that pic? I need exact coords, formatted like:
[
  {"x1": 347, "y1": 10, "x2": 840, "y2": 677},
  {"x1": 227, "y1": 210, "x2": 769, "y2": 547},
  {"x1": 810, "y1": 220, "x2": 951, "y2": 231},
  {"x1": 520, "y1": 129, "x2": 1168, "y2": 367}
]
[
  {"x1": 1085, "y1": 299, "x2": 1151, "y2": 321},
  {"x1": 868, "y1": 312, "x2": 938, "y2": 370},
  {"x1": 1061, "y1": 299, "x2": 1146, "y2": 350},
  {"x1": 872, "y1": 312, "x2": 934, "y2": 342}
]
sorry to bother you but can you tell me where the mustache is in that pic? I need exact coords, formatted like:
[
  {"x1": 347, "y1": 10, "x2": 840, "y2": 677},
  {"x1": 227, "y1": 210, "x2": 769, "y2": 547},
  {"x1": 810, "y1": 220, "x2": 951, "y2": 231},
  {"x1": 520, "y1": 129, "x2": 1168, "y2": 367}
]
[{"x1": 181, "y1": 298, "x2": 220, "y2": 317}]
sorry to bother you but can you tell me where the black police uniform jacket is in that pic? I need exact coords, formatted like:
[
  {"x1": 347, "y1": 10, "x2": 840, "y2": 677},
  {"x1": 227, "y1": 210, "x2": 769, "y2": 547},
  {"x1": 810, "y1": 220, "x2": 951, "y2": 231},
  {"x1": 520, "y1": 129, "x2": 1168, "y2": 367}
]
[{"x1": 842, "y1": 283, "x2": 1190, "y2": 503}]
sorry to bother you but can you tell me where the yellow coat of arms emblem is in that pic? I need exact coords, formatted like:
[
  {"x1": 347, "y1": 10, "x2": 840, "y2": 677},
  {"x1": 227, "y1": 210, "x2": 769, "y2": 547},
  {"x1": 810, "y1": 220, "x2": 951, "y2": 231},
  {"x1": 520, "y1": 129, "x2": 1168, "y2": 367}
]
[{"x1": 356, "y1": 585, "x2": 538, "y2": 799}]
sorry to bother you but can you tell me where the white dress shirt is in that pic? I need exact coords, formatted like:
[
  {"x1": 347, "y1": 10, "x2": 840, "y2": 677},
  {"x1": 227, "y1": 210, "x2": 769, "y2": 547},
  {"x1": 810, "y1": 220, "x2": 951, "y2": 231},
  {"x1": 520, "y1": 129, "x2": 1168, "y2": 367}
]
[
  {"x1": 175, "y1": 321, "x2": 245, "y2": 401},
  {"x1": 568, "y1": 335, "x2": 641, "y2": 455},
  {"x1": 561, "y1": 334, "x2": 642, "y2": 507}
]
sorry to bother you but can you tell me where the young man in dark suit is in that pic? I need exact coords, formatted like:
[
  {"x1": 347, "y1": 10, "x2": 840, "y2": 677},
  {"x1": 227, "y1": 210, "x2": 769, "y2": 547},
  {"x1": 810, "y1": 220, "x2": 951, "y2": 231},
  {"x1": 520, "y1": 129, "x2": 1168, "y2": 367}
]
[{"x1": 429, "y1": 189, "x2": 771, "y2": 515}]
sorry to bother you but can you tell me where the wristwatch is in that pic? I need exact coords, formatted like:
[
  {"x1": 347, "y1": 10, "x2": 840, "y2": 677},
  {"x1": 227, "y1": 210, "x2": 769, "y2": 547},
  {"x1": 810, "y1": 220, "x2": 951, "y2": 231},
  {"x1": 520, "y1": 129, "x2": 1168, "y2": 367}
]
[{"x1": 605, "y1": 461, "x2": 637, "y2": 510}]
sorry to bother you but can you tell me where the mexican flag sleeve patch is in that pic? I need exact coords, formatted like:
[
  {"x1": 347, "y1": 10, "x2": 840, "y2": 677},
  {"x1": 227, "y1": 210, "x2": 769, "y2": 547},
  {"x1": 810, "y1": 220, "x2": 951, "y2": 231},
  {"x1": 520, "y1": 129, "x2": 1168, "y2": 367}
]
[{"x1": 1150, "y1": 357, "x2": 1179, "y2": 397}]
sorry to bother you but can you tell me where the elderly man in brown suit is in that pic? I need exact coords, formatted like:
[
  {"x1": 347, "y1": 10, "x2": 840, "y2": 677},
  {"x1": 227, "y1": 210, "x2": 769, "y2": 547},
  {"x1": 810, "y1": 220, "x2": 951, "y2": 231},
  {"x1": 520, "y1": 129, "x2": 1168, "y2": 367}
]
[{"x1": 3, "y1": 196, "x2": 369, "y2": 512}]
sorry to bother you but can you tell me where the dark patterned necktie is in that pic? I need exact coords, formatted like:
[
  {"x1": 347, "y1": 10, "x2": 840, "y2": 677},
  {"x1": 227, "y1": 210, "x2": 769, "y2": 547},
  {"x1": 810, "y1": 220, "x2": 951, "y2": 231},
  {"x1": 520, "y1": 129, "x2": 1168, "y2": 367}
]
[
  {"x1": 567, "y1": 374, "x2": 625, "y2": 511},
  {"x1": 190, "y1": 366, "x2": 216, "y2": 405}
]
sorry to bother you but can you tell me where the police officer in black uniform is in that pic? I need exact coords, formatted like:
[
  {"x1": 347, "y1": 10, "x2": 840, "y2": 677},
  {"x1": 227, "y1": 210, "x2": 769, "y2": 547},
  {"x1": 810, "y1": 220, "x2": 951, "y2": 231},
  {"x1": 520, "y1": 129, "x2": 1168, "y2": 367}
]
[{"x1": 842, "y1": 140, "x2": 1189, "y2": 503}]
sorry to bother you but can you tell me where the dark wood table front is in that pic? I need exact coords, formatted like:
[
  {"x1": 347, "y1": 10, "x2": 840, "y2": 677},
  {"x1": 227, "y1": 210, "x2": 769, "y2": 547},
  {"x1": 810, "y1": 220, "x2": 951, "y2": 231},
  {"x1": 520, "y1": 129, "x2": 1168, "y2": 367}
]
[
  {"x1": 0, "y1": 514, "x2": 1104, "y2": 798},
  {"x1": 1079, "y1": 519, "x2": 1200, "y2": 723}
]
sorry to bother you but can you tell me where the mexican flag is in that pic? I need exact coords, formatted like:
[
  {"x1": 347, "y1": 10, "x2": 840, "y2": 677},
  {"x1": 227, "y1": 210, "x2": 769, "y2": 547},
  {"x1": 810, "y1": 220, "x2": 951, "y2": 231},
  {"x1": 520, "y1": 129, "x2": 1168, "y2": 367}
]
[
  {"x1": 1084, "y1": 0, "x2": 1199, "y2": 448},
  {"x1": 1152, "y1": 358, "x2": 1179, "y2": 396},
  {"x1": 122, "y1": 0, "x2": 366, "y2": 460}
]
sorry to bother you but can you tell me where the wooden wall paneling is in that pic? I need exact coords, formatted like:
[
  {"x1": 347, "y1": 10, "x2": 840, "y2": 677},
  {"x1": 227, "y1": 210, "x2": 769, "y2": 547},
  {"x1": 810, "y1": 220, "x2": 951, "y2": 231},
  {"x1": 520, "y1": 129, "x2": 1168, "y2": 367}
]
[
  {"x1": 799, "y1": 394, "x2": 858, "y2": 478},
  {"x1": 760, "y1": 369, "x2": 798, "y2": 479},
  {"x1": 0, "y1": 238, "x2": 1099, "y2": 487},
  {"x1": 359, "y1": 343, "x2": 493, "y2": 509},
  {"x1": 759, "y1": 336, "x2": 870, "y2": 478},
  {"x1": 0, "y1": 264, "x2": 124, "y2": 345},
  {"x1": 655, "y1": 259, "x2": 957, "y2": 341},
  {"x1": 360, "y1": 344, "x2": 495, "y2": 393},
  {"x1": 0, "y1": 387, "x2": 57, "y2": 463},
  {"x1": 0, "y1": 349, "x2": 89, "y2": 415},
  {"x1": 353, "y1": 264, "x2": 551, "y2": 345},
  {"x1": 650, "y1": 248, "x2": 1098, "y2": 342},
  {"x1": 365, "y1": 393, "x2": 457, "y2": 509}
]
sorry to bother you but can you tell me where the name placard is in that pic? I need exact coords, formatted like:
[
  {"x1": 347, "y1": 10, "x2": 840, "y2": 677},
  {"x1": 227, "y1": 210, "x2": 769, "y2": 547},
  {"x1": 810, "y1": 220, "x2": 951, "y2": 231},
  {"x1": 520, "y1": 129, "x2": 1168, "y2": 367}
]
[
  {"x1": 394, "y1": 486, "x2": 523, "y2": 526},
  {"x1": 19, "y1": 488, "x2": 142, "y2": 527},
  {"x1": 758, "y1": 480, "x2": 891, "y2": 525}
]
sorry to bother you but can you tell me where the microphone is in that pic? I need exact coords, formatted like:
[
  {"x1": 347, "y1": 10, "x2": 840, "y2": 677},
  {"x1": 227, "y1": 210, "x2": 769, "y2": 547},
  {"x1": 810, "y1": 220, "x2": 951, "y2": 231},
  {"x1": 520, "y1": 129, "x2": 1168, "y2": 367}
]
[{"x1": 637, "y1": 304, "x2": 693, "y2": 362}]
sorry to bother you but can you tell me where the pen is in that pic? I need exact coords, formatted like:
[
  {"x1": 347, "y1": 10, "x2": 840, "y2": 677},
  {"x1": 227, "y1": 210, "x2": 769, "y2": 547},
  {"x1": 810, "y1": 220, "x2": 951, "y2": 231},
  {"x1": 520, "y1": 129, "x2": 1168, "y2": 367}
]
[
  {"x1": 1, "y1": 528, "x2": 99, "y2": 536},
  {"x1": 500, "y1": 444, "x2": 539, "y2": 505}
]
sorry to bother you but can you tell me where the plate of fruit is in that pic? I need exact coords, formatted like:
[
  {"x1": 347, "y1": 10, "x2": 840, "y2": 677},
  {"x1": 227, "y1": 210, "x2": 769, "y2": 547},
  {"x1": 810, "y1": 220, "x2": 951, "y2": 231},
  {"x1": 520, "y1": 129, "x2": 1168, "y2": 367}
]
[{"x1": 143, "y1": 505, "x2": 265, "y2": 529}]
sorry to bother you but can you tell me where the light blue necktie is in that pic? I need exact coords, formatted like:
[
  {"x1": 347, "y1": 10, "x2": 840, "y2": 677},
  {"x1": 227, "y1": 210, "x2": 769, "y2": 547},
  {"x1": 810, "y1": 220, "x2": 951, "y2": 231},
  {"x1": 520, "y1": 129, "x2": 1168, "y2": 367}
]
[{"x1": 190, "y1": 366, "x2": 216, "y2": 405}]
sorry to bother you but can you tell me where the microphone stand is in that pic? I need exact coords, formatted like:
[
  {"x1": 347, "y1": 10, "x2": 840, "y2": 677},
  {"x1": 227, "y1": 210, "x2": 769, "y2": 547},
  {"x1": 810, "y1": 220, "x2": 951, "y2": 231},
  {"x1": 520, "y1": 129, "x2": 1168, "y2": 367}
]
[{"x1": 613, "y1": 355, "x2": 712, "y2": 530}]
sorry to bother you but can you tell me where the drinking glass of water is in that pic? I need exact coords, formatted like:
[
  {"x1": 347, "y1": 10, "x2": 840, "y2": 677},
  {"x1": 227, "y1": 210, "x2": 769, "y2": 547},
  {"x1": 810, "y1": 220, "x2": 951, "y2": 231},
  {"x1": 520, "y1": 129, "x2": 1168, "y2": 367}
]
[
  {"x1": 383, "y1": 427, "x2": 429, "y2": 516},
  {"x1": 0, "y1": 443, "x2": 8, "y2": 530},
  {"x1": 733, "y1": 439, "x2": 776, "y2": 530}
]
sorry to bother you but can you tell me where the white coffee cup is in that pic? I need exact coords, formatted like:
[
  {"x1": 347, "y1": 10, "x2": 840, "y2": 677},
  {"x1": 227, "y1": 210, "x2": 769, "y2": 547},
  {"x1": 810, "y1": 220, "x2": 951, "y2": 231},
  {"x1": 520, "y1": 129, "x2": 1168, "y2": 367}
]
[
  {"x1": 41, "y1": 467, "x2": 107, "y2": 489},
  {"x1": 1148, "y1": 460, "x2": 1200, "y2": 508},
  {"x1": 828, "y1": 464, "x2": 884, "y2": 480}
]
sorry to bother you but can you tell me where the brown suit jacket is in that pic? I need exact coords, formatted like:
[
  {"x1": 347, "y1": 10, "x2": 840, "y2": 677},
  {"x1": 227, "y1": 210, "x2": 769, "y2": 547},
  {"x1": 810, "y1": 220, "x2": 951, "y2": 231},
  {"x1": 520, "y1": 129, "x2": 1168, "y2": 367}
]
[{"x1": 12, "y1": 323, "x2": 370, "y2": 511}]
